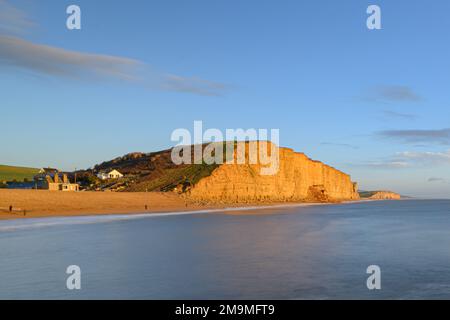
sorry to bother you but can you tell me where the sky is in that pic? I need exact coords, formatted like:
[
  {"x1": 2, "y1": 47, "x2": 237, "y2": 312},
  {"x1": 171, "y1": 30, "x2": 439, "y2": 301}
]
[{"x1": 1, "y1": 0, "x2": 450, "y2": 198}]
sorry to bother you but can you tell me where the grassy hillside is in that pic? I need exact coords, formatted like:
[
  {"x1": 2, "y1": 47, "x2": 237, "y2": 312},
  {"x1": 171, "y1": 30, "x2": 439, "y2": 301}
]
[
  {"x1": 78, "y1": 146, "x2": 222, "y2": 192},
  {"x1": 0, "y1": 165, "x2": 40, "y2": 182},
  {"x1": 126, "y1": 162, "x2": 219, "y2": 192}
]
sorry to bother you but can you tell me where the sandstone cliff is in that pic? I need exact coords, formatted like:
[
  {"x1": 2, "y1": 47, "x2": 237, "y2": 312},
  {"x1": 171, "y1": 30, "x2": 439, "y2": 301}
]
[
  {"x1": 186, "y1": 142, "x2": 360, "y2": 203},
  {"x1": 81, "y1": 142, "x2": 361, "y2": 204}
]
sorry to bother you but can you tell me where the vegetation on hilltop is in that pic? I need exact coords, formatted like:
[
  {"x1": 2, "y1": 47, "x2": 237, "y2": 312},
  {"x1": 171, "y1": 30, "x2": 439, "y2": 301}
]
[
  {"x1": 359, "y1": 190, "x2": 402, "y2": 199},
  {"x1": 359, "y1": 191, "x2": 378, "y2": 198},
  {"x1": 79, "y1": 146, "x2": 221, "y2": 192},
  {"x1": 0, "y1": 165, "x2": 40, "y2": 182}
]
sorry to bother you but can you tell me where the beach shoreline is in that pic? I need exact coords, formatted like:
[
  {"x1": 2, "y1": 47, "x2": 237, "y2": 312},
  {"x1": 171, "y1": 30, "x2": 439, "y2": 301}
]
[{"x1": 0, "y1": 189, "x2": 376, "y2": 221}]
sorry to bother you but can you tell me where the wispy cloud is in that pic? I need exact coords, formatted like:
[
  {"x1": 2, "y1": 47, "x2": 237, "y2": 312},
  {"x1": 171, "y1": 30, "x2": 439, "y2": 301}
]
[
  {"x1": 377, "y1": 128, "x2": 450, "y2": 145},
  {"x1": 162, "y1": 74, "x2": 229, "y2": 97},
  {"x1": 320, "y1": 142, "x2": 359, "y2": 150},
  {"x1": 377, "y1": 85, "x2": 421, "y2": 102},
  {"x1": 428, "y1": 177, "x2": 447, "y2": 183},
  {"x1": 0, "y1": 0, "x2": 34, "y2": 34},
  {"x1": 0, "y1": 35, "x2": 229, "y2": 96},
  {"x1": 395, "y1": 150, "x2": 450, "y2": 165},
  {"x1": 0, "y1": 1, "x2": 229, "y2": 96},
  {"x1": 382, "y1": 110, "x2": 418, "y2": 120},
  {"x1": 353, "y1": 160, "x2": 410, "y2": 170},
  {"x1": 350, "y1": 149, "x2": 450, "y2": 170},
  {"x1": 363, "y1": 85, "x2": 422, "y2": 103},
  {"x1": 0, "y1": 35, "x2": 143, "y2": 81}
]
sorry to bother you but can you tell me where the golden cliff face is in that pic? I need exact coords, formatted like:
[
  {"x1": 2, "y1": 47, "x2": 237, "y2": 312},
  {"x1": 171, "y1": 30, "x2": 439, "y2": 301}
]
[{"x1": 186, "y1": 142, "x2": 360, "y2": 203}]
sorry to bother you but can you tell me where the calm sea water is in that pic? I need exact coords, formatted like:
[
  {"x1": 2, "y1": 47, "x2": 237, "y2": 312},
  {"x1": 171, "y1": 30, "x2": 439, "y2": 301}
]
[{"x1": 0, "y1": 200, "x2": 449, "y2": 299}]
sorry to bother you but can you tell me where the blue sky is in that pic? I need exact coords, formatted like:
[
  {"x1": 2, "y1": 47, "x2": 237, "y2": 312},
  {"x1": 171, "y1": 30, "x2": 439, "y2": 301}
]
[{"x1": 1, "y1": 0, "x2": 450, "y2": 198}]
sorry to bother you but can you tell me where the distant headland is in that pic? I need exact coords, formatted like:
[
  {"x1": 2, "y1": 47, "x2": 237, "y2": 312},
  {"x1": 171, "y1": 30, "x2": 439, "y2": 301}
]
[{"x1": 359, "y1": 190, "x2": 402, "y2": 200}]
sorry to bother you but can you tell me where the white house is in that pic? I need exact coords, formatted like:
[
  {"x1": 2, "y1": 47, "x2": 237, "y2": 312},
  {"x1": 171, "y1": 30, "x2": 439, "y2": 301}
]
[{"x1": 97, "y1": 169, "x2": 124, "y2": 180}]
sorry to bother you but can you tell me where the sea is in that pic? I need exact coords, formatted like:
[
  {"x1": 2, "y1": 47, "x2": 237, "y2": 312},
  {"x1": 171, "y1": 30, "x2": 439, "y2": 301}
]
[{"x1": 0, "y1": 200, "x2": 449, "y2": 299}]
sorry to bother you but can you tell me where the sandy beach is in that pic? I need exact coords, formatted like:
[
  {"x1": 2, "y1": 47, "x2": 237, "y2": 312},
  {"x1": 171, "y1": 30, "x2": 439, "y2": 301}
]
[
  {"x1": 0, "y1": 190, "x2": 378, "y2": 221},
  {"x1": 0, "y1": 189, "x2": 314, "y2": 221},
  {"x1": 0, "y1": 189, "x2": 208, "y2": 220}
]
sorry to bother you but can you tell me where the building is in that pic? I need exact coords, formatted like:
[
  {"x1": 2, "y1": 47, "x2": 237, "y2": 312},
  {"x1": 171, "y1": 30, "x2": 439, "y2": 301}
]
[
  {"x1": 35, "y1": 168, "x2": 60, "y2": 181},
  {"x1": 44, "y1": 173, "x2": 79, "y2": 191},
  {"x1": 38, "y1": 167, "x2": 59, "y2": 175},
  {"x1": 97, "y1": 169, "x2": 124, "y2": 180}
]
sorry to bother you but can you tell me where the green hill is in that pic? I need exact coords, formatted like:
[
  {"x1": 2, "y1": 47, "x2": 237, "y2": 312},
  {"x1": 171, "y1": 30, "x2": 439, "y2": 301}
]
[
  {"x1": 78, "y1": 145, "x2": 221, "y2": 192},
  {"x1": 358, "y1": 191, "x2": 378, "y2": 198},
  {"x1": 0, "y1": 165, "x2": 40, "y2": 182}
]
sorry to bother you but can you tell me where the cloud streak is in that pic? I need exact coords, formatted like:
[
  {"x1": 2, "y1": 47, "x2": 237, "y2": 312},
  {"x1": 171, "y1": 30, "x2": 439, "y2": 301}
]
[
  {"x1": 363, "y1": 85, "x2": 422, "y2": 103},
  {"x1": 0, "y1": 35, "x2": 143, "y2": 81},
  {"x1": 161, "y1": 74, "x2": 229, "y2": 97},
  {"x1": 395, "y1": 150, "x2": 450, "y2": 165},
  {"x1": 0, "y1": 0, "x2": 34, "y2": 34},
  {"x1": 353, "y1": 160, "x2": 410, "y2": 170},
  {"x1": 320, "y1": 142, "x2": 359, "y2": 150},
  {"x1": 378, "y1": 128, "x2": 450, "y2": 145},
  {"x1": 382, "y1": 110, "x2": 418, "y2": 120},
  {"x1": 351, "y1": 149, "x2": 450, "y2": 170},
  {"x1": 428, "y1": 177, "x2": 447, "y2": 183},
  {"x1": 0, "y1": 0, "x2": 229, "y2": 96},
  {"x1": 0, "y1": 35, "x2": 229, "y2": 96},
  {"x1": 376, "y1": 85, "x2": 421, "y2": 102}
]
